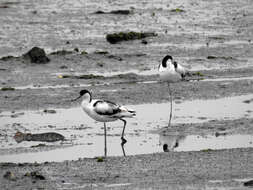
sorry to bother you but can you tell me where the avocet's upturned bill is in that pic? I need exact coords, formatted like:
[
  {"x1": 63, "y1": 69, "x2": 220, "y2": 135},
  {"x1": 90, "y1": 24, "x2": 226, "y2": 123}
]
[
  {"x1": 158, "y1": 55, "x2": 188, "y2": 128},
  {"x1": 72, "y1": 89, "x2": 136, "y2": 157}
]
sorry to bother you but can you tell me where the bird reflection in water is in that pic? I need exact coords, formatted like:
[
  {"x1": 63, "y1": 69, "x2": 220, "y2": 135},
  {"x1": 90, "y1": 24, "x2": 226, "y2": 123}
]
[{"x1": 159, "y1": 131, "x2": 186, "y2": 152}]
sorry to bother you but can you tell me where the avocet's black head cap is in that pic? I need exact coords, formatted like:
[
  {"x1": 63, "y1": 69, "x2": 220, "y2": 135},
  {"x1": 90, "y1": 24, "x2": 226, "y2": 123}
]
[
  {"x1": 163, "y1": 144, "x2": 169, "y2": 152},
  {"x1": 71, "y1": 89, "x2": 91, "y2": 102},
  {"x1": 162, "y1": 55, "x2": 173, "y2": 67},
  {"x1": 79, "y1": 89, "x2": 90, "y2": 96}
]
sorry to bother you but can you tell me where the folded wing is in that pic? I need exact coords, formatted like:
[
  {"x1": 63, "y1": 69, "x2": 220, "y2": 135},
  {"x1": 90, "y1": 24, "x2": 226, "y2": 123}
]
[{"x1": 93, "y1": 100, "x2": 121, "y2": 115}]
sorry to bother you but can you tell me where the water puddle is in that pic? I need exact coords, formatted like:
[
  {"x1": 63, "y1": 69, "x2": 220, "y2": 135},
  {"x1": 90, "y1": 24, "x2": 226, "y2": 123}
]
[
  {"x1": 0, "y1": 94, "x2": 252, "y2": 163},
  {"x1": 159, "y1": 133, "x2": 253, "y2": 152}
]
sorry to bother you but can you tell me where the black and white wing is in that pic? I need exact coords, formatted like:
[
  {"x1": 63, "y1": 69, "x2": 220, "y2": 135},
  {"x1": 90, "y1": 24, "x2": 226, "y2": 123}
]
[{"x1": 93, "y1": 100, "x2": 121, "y2": 116}]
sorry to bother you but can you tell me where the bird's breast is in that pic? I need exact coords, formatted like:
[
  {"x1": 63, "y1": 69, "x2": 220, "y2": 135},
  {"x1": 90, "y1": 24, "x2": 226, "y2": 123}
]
[{"x1": 159, "y1": 70, "x2": 181, "y2": 83}]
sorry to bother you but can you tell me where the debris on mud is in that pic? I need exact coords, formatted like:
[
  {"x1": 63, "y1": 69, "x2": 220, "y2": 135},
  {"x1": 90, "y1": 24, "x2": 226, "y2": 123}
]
[
  {"x1": 96, "y1": 157, "x2": 104, "y2": 162},
  {"x1": 43, "y1": 109, "x2": 57, "y2": 114},
  {"x1": 1, "y1": 87, "x2": 15, "y2": 91},
  {"x1": 50, "y1": 49, "x2": 74, "y2": 55},
  {"x1": 24, "y1": 171, "x2": 45, "y2": 180},
  {"x1": 30, "y1": 144, "x2": 46, "y2": 148},
  {"x1": 192, "y1": 71, "x2": 204, "y2": 77},
  {"x1": 243, "y1": 98, "x2": 253, "y2": 104},
  {"x1": 14, "y1": 132, "x2": 65, "y2": 143},
  {"x1": 94, "y1": 10, "x2": 131, "y2": 15},
  {"x1": 0, "y1": 55, "x2": 15, "y2": 61},
  {"x1": 106, "y1": 31, "x2": 157, "y2": 44},
  {"x1": 3, "y1": 171, "x2": 16, "y2": 181},
  {"x1": 23, "y1": 47, "x2": 50, "y2": 64},
  {"x1": 207, "y1": 55, "x2": 234, "y2": 60},
  {"x1": 60, "y1": 74, "x2": 104, "y2": 79},
  {"x1": 201, "y1": 149, "x2": 213, "y2": 152},
  {"x1": 94, "y1": 50, "x2": 109, "y2": 55},
  {"x1": 0, "y1": 5, "x2": 9, "y2": 8}
]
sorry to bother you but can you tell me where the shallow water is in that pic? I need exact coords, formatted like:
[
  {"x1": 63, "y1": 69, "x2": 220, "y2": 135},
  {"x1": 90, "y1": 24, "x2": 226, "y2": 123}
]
[{"x1": 0, "y1": 94, "x2": 252, "y2": 163}]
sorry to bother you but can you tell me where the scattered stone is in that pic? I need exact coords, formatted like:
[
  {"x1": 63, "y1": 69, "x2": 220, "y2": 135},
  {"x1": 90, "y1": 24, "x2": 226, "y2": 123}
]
[
  {"x1": 201, "y1": 149, "x2": 213, "y2": 152},
  {"x1": 43, "y1": 109, "x2": 57, "y2": 114},
  {"x1": 96, "y1": 157, "x2": 104, "y2": 162},
  {"x1": 25, "y1": 171, "x2": 45, "y2": 180},
  {"x1": 3, "y1": 171, "x2": 16, "y2": 181},
  {"x1": 59, "y1": 65, "x2": 68, "y2": 69},
  {"x1": 208, "y1": 36, "x2": 225, "y2": 40},
  {"x1": 141, "y1": 40, "x2": 148, "y2": 44},
  {"x1": 106, "y1": 31, "x2": 157, "y2": 44},
  {"x1": 0, "y1": 55, "x2": 15, "y2": 61},
  {"x1": 192, "y1": 72, "x2": 204, "y2": 77},
  {"x1": 30, "y1": 143, "x2": 46, "y2": 148},
  {"x1": 94, "y1": 10, "x2": 131, "y2": 15},
  {"x1": 0, "y1": 5, "x2": 9, "y2": 8},
  {"x1": 74, "y1": 47, "x2": 79, "y2": 52},
  {"x1": 110, "y1": 10, "x2": 131, "y2": 15},
  {"x1": 215, "y1": 132, "x2": 227, "y2": 137},
  {"x1": 96, "y1": 62, "x2": 104, "y2": 67},
  {"x1": 170, "y1": 8, "x2": 185, "y2": 13},
  {"x1": 243, "y1": 99, "x2": 253, "y2": 104},
  {"x1": 94, "y1": 50, "x2": 109, "y2": 55},
  {"x1": 23, "y1": 47, "x2": 50, "y2": 64},
  {"x1": 107, "y1": 54, "x2": 123, "y2": 61},
  {"x1": 61, "y1": 74, "x2": 104, "y2": 79},
  {"x1": 81, "y1": 50, "x2": 88, "y2": 55},
  {"x1": 207, "y1": 56, "x2": 234, "y2": 60},
  {"x1": 1, "y1": 87, "x2": 15, "y2": 91}
]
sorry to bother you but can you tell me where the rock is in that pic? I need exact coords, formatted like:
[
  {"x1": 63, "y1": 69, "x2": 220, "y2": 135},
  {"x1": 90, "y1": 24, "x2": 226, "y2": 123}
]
[
  {"x1": 141, "y1": 40, "x2": 148, "y2": 44},
  {"x1": 23, "y1": 47, "x2": 50, "y2": 64},
  {"x1": 170, "y1": 8, "x2": 185, "y2": 13},
  {"x1": 1, "y1": 87, "x2": 15, "y2": 91},
  {"x1": 109, "y1": 10, "x2": 131, "y2": 15},
  {"x1": 0, "y1": 55, "x2": 15, "y2": 61},
  {"x1": 61, "y1": 74, "x2": 104, "y2": 79},
  {"x1": 244, "y1": 180, "x2": 253, "y2": 187},
  {"x1": 43, "y1": 109, "x2": 57, "y2": 114},
  {"x1": 94, "y1": 10, "x2": 131, "y2": 15},
  {"x1": 14, "y1": 131, "x2": 65, "y2": 143},
  {"x1": 106, "y1": 31, "x2": 157, "y2": 44}
]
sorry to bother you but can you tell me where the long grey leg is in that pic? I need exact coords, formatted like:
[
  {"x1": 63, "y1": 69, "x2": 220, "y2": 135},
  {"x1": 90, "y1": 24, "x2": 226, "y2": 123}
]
[
  {"x1": 104, "y1": 123, "x2": 107, "y2": 157},
  {"x1": 168, "y1": 83, "x2": 173, "y2": 128},
  {"x1": 119, "y1": 119, "x2": 127, "y2": 145},
  {"x1": 121, "y1": 143, "x2": 126, "y2": 157}
]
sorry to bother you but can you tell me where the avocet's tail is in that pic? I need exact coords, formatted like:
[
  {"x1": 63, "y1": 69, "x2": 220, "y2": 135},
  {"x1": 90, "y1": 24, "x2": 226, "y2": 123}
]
[{"x1": 117, "y1": 106, "x2": 136, "y2": 118}]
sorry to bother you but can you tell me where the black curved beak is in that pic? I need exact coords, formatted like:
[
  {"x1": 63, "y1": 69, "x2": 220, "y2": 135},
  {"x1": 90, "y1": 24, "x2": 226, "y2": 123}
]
[{"x1": 71, "y1": 95, "x2": 82, "y2": 102}]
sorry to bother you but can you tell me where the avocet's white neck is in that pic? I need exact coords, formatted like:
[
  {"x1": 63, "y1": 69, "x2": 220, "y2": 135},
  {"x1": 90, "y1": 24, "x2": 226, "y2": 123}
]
[{"x1": 81, "y1": 93, "x2": 92, "y2": 105}]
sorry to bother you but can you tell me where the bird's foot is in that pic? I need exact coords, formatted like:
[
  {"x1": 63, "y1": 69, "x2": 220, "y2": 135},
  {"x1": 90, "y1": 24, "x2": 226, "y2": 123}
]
[{"x1": 121, "y1": 137, "x2": 127, "y2": 145}]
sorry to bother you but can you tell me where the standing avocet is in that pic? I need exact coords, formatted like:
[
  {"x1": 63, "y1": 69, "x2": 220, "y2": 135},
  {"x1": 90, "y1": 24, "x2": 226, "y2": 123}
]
[
  {"x1": 72, "y1": 89, "x2": 136, "y2": 157},
  {"x1": 158, "y1": 55, "x2": 188, "y2": 127}
]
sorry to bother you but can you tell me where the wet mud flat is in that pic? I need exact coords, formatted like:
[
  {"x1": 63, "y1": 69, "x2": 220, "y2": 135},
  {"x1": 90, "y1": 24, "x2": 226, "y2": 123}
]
[
  {"x1": 1, "y1": 0, "x2": 253, "y2": 189},
  {"x1": 1, "y1": 148, "x2": 253, "y2": 190}
]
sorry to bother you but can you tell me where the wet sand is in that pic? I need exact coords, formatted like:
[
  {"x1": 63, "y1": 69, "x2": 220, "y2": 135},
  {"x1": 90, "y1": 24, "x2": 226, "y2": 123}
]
[{"x1": 1, "y1": 0, "x2": 253, "y2": 189}]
